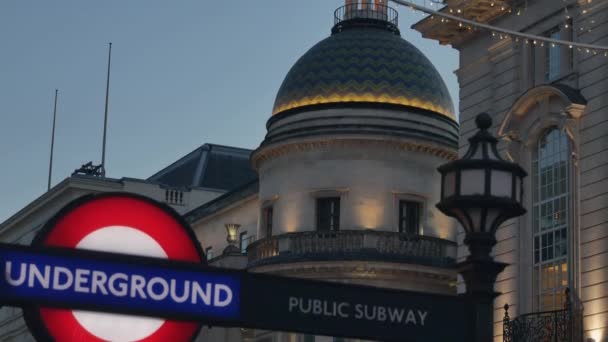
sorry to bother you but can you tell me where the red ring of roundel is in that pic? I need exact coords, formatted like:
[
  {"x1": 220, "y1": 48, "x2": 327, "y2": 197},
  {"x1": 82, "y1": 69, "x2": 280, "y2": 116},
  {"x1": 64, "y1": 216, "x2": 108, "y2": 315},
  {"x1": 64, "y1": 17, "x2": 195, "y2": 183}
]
[{"x1": 24, "y1": 193, "x2": 204, "y2": 342}]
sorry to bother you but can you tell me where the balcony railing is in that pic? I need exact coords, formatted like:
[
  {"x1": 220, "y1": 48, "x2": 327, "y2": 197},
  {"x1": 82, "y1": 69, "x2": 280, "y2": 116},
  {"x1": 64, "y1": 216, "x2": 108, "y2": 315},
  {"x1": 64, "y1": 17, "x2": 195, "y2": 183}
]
[
  {"x1": 503, "y1": 289, "x2": 583, "y2": 342},
  {"x1": 334, "y1": 4, "x2": 398, "y2": 26},
  {"x1": 247, "y1": 230, "x2": 456, "y2": 268}
]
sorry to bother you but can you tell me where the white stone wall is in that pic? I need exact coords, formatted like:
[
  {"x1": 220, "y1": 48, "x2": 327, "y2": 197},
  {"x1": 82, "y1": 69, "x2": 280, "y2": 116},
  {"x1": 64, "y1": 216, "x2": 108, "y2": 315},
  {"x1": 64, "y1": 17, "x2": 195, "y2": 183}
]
[
  {"x1": 257, "y1": 142, "x2": 455, "y2": 240},
  {"x1": 450, "y1": 1, "x2": 608, "y2": 340}
]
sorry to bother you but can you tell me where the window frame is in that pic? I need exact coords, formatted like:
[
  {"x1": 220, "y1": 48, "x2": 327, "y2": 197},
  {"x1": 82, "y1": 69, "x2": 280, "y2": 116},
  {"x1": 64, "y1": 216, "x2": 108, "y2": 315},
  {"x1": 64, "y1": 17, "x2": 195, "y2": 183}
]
[
  {"x1": 545, "y1": 27, "x2": 562, "y2": 82},
  {"x1": 239, "y1": 231, "x2": 248, "y2": 254},
  {"x1": 262, "y1": 206, "x2": 274, "y2": 238},
  {"x1": 524, "y1": 17, "x2": 574, "y2": 88},
  {"x1": 498, "y1": 84, "x2": 583, "y2": 315},
  {"x1": 316, "y1": 197, "x2": 341, "y2": 232},
  {"x1": 398, "y1": 200, "x2": 422, "y2": 235},
  {"x1": 531, "y1": 128, "x2": 571, "y2": 311}
]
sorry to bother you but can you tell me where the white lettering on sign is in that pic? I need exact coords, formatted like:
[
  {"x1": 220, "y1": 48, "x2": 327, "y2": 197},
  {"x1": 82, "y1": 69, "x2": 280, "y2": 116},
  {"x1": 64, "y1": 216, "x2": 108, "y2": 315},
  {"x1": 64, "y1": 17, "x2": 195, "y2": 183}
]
[
  {"x1": 288, "y1": 296, "x2": 429, "y2": 326},
  {"x1": 4, "y1": 261, "x2": 234, "y2": 308}
]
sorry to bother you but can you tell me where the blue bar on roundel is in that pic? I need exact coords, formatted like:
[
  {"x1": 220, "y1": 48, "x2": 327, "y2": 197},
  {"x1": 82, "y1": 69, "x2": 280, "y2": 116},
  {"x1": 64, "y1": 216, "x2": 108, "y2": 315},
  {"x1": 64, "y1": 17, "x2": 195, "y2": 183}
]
[{"x1": 0, "y1": 246, "x2": 240, "y2": 321}]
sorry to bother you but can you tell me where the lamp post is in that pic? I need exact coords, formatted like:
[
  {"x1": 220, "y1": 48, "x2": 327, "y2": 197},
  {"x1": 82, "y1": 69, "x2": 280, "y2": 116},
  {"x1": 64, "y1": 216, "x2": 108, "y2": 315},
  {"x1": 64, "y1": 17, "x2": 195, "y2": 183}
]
[{"x1": 436, "y1": 113, "x2": 527, "y2": 342}]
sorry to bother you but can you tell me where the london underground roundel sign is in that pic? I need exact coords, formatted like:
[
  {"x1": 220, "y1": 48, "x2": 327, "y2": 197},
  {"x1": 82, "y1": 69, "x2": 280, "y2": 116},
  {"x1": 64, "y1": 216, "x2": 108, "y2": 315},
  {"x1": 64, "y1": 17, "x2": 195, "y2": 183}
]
[{"x1": 23, "y1": 192, "x2": 205, "y2": 342}]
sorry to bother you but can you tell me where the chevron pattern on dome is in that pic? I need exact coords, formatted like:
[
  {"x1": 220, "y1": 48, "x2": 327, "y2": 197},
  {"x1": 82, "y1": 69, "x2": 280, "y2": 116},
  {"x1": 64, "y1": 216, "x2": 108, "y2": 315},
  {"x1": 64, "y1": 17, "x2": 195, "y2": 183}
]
[{"x1": 272, "y1": 28, "x2": 455, "y2": 119}]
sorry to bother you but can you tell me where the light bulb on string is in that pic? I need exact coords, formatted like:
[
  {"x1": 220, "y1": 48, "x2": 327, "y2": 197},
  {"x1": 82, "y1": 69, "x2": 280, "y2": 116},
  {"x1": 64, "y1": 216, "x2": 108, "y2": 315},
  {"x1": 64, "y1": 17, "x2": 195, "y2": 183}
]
[{"x1": 390, "y1": 0, "x2": 608, "y2": 57}]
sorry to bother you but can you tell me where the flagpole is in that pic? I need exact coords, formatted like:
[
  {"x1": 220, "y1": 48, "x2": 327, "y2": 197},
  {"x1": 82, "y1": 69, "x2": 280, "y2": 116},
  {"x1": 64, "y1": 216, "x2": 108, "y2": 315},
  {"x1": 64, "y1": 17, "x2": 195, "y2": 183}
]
[
  {"x1": 47, "y1": 89, "x2": 59, "y2": 191},
  {"x1": 101, "y1": 42, "x2": 112, "y2": 177}
]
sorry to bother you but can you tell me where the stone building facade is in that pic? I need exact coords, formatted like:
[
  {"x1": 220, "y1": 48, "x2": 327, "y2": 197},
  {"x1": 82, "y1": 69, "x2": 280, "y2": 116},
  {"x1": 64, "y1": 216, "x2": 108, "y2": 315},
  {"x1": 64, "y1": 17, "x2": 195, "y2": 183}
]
[
  {"x1": 415, "y1": 0, "x2": 608, "y2": 341},
  {"x1": 0, "y1": 1, "x2": 462, "y2": 339}
]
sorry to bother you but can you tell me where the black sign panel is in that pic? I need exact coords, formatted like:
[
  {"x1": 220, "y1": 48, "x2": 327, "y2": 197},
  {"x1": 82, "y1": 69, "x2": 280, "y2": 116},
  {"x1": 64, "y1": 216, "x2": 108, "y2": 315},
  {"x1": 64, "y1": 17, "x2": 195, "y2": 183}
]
[
  {"x1": 242, "y1": 272, "x2": 468, "y2": 341},
  {"x1": 0, "y1": 243, "x2": 467, "y2": 341}
]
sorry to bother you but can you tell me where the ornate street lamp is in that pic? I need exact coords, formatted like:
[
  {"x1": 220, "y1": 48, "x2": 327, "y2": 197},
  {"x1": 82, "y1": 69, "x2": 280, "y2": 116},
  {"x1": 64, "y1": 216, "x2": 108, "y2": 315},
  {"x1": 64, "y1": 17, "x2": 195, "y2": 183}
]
[
  {"x1": 223, "y1": 223, "x2": 242, "y2": 255},
  {"x1": 436, "y1": 113, "x2": 527, "y2": 342}
]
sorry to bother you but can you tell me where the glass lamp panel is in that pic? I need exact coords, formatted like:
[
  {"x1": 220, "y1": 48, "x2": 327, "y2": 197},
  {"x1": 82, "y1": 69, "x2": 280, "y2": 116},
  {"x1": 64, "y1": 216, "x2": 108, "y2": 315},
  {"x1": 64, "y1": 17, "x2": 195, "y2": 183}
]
[
  {"x1": 225, "y1": 224, "x2": 240, "y2": 244},
  {"x1": 460, "y1": 169, "x2": 486, "y2": 196},
  {"x1": 443, "y1": 171, "x2": 456, "y2": 198},
  {"x1": 491, "y1": 170, "x2": 513, "y2": 198}
]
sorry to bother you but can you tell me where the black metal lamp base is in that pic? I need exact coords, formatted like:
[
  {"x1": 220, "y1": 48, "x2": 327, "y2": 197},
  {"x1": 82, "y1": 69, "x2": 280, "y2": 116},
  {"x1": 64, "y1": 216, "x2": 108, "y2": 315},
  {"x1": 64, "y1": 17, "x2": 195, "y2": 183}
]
[{"x1": 458, "y1": 258, "x2": 507, "y2": 342}]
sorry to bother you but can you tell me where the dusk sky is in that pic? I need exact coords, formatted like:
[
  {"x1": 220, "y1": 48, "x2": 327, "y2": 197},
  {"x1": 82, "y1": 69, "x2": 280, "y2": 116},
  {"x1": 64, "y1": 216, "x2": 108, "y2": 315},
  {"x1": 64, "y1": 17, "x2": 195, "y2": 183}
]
[{"x1": 0, "y1": 0, "x2": 458, "y2": 222}]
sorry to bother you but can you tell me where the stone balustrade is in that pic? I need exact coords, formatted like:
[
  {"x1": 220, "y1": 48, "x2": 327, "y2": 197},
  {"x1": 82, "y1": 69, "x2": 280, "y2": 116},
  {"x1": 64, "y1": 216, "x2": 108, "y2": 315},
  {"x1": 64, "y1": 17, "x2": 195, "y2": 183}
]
[{"x1": 247, "y1": 230, "x2": 456, "y2": 268}]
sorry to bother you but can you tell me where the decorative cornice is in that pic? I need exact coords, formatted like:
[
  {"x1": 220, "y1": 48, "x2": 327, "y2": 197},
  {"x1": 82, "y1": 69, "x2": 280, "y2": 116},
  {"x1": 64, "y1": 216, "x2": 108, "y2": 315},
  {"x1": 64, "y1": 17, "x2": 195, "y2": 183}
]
[
  {"x1": 251, "y1": 138, "x2": 456, "y2": 169},
  {"x1": 249, "y1": 260, "x2": 457, "y2": 285}
]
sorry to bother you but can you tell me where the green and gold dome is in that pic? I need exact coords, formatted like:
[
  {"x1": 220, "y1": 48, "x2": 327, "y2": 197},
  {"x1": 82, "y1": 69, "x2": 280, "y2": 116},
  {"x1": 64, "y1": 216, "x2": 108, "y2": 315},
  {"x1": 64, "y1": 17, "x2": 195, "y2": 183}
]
[{"x1": 272, "y1": 6, "x2": 455, "y2": 119}]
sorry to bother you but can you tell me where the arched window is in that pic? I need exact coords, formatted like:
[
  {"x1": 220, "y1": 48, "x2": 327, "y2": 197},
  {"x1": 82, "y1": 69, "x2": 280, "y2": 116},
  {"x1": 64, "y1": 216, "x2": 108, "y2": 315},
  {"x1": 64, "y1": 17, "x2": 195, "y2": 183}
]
[{"x1": 532, "y1": 128, "x2": 571, "y2": 311}]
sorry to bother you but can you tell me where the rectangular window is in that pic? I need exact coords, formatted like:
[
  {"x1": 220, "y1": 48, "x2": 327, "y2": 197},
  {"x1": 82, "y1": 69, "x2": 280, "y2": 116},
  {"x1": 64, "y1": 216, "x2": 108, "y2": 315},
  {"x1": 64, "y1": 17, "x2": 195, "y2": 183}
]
[
  {"x1": 532, "y1": 129, "x2": 570, "y2": 311},
  {"x1": 263, "y1": 206, "x2": 273, "y2": 238},
  {"x1": 399, "y1": 200, "x2": 421, "y2": 235},
  {"x1": 239, "y1": 232, "x2": 248, "y2": 254},
  {"x1": 317, "y1": 197, "x2": 340, "y2": 232},
  {"x1": 545, "y1": 28, "x2": 561, "y2": 81},
  {"x1": 205, "y1": 247, "x2": 213, "y2": 260}
]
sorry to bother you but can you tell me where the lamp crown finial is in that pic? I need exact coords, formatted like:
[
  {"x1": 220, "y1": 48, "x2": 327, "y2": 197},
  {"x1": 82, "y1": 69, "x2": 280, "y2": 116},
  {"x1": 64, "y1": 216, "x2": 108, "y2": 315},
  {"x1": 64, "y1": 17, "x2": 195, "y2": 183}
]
[{"x1": 475, "y1": 113, "x2": 492, "y2": 130}]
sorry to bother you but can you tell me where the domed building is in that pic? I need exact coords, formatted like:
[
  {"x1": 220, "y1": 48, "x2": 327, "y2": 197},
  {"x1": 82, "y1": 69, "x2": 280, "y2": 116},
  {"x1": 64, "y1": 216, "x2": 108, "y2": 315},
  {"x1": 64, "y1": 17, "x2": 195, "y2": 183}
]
[{"x1": 186, "y1": 1, "x2": 461, "y2": 340}]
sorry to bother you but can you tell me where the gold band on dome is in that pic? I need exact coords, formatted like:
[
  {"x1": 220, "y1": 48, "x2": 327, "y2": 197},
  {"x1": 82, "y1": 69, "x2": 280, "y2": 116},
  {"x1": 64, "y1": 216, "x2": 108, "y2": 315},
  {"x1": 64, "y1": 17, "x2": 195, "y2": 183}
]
[{"x1": 272, "y1": 94, "x2": 455, "y2": 120}]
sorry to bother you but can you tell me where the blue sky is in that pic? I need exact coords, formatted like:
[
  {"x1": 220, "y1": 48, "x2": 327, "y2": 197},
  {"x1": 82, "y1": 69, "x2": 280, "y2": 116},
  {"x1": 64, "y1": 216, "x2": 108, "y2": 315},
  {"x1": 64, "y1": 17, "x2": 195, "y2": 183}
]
[{"x1": 0, "y1": 0, "x2": 458, "y2": 222}]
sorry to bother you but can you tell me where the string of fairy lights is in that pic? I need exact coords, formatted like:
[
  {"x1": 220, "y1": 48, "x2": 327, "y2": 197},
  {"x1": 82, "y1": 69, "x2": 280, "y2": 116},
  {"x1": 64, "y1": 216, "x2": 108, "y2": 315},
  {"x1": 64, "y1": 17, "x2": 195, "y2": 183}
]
[{"x1": 388, "y1": 0, "x2": 608, "y2": 56}]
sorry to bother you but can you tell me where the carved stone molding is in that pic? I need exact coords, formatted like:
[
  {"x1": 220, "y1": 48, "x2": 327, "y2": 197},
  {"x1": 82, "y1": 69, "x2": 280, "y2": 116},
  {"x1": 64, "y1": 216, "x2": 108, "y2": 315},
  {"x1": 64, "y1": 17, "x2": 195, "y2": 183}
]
[
  {"x1": 252, "y1": 138, "x2": 457, "y2": 169},
  {"x1": 250, "y1": 260, "x2": 457, "y2": 285},
  {"x1": 498, "y1": 84, "x2": 586, "y2": 162}
]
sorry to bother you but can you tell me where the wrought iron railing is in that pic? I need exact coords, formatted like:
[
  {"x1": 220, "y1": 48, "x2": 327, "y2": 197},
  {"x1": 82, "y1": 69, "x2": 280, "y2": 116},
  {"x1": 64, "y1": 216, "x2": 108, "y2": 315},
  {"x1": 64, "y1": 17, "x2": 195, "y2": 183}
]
[
  {"x1": 334, "y1": 4, "x2": 398, "y2": 26},
  {"x1": 503, "y1": 288, "x2": 582, "y2": 342},
  {"x1": 247, "y1": 230, "x2": 456, "y2": 267}
]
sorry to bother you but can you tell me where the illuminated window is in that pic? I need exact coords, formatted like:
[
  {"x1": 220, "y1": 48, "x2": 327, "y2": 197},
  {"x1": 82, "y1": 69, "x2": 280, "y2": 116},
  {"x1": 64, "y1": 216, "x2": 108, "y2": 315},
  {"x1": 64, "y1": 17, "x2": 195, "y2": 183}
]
[
  {"x1": 317, "y1": 197, "x2": 340, "y2": 232},
  {"x1": 239, "y1": 232, "x2": 249, "y2": 254},
  {"x1": 545, "y1": 28, "x2": 561, "y2": 81},
  {"x1": 398, "y1": 200, "x2": 421, "y2": 235},
  {"x1": 532, "y1": 128, "x2": 570, "y2": 311}
]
